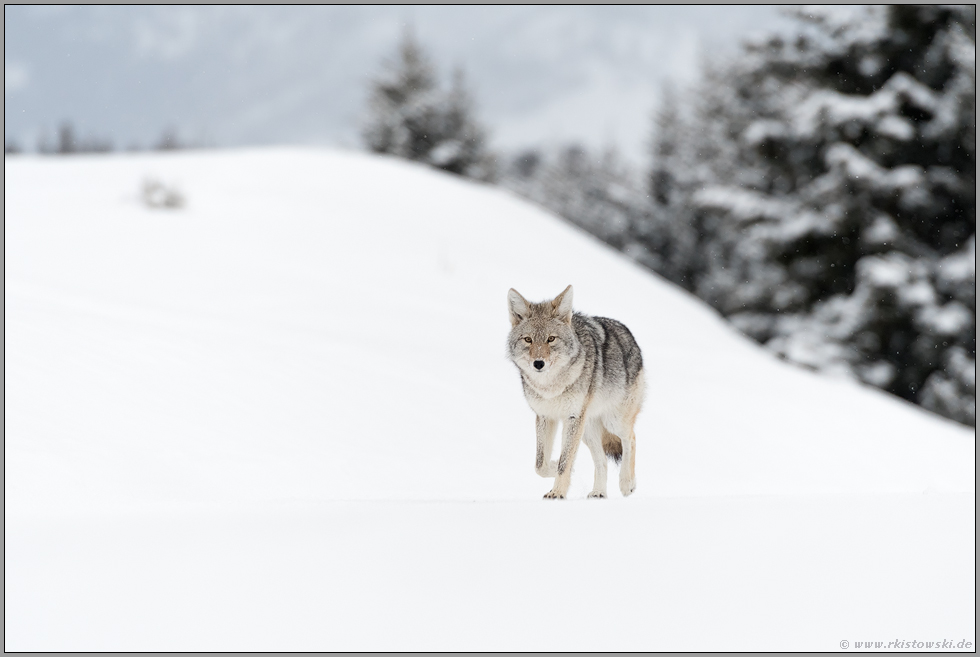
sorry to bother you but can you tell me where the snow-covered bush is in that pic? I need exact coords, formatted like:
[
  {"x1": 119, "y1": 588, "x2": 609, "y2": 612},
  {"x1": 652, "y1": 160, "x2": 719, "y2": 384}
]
[
  {"x1": 362, "y1": 30, "x2": 495, "y2": 181},
  {"x1": 646, "y1": 6, "x2": 976, "y2": 424},
  {"x1": 141, "y1": 178, "x2": 185, "y2": 210}
]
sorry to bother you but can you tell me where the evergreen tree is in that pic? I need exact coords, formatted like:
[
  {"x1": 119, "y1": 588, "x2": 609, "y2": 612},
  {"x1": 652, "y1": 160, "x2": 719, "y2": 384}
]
[
  {"x1": 647, "y1": 5, "x2": 976, "y2": 424},
  {"x1": 363, "y1": 30, "x2": 493, "y2": 181}
]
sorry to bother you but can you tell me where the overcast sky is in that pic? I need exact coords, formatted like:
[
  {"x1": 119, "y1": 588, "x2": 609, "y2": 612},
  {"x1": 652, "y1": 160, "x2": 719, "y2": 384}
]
[{"x1": 5, "y1": 5, "x2": 798, "y2": 165}]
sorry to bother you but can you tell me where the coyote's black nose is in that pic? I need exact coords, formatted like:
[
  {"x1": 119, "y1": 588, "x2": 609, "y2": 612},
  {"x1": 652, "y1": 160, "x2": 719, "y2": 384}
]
[{"x1": 533, "y1": 360, "x2": 545, "y2": 370}]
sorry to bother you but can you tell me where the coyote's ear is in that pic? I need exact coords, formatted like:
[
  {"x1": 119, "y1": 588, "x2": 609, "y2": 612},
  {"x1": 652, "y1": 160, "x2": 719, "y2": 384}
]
[
  {"x1": 508, "y1": 288, "x2": 530, "y2": 327},
  {"x1": 552, "y1": 284, "x2": 573, "y2": 324}
]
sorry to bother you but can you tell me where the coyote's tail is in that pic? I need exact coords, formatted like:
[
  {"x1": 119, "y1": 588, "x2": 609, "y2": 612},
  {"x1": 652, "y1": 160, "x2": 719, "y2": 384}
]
[{"x1": 601, "y1": 429, "x2": 623, "y2": 464}]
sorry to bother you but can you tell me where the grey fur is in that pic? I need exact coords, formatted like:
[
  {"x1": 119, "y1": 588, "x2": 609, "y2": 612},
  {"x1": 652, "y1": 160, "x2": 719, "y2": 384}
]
[{"x1": 507, "y1": 285, "x2": 646, "y2": 499}]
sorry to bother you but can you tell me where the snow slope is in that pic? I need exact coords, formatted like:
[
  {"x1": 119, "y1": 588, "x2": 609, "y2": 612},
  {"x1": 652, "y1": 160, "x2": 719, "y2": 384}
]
[{"x1": 4, "y1": 148, "x2": 975, "y2": 650}]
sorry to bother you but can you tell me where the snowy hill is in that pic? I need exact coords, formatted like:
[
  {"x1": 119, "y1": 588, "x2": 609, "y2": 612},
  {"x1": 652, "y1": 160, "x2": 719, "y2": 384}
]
[{"x1": 5, "y1": 149, "x2": 975, "y2": 650}]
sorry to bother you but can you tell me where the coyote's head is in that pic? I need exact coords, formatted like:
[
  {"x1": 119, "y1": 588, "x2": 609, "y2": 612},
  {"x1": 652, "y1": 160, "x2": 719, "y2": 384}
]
[{"x1": 507, "y1": 285, "x2": 579, "y2": 377}]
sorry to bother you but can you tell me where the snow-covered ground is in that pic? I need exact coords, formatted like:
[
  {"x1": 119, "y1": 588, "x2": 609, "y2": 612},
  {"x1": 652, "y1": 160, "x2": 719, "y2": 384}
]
[{"x1": 5, "y1": 148, "x2": 975, "y2": 650}]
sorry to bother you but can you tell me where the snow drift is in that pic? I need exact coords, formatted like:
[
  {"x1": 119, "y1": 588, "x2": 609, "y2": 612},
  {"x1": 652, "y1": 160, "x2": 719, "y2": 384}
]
[{"x1": 4, "y1": 148, "x2": 974, "y2": 650}]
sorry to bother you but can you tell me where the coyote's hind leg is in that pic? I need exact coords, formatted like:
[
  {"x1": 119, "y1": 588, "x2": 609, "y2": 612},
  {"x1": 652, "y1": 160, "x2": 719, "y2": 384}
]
[{"x1": 619, "y1": 430, "x2": 636, "y2": 497}]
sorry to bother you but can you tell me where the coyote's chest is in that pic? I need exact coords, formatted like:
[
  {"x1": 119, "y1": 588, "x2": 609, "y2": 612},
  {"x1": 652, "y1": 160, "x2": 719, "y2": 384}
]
[{"x1": 521, "y1": 359, "x2": 588, "y2": 419}]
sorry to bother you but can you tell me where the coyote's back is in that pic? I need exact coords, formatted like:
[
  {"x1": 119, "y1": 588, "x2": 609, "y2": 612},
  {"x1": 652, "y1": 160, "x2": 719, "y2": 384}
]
[{"x1": 506, "y1": 285, "x2": 645, "y2": 499}]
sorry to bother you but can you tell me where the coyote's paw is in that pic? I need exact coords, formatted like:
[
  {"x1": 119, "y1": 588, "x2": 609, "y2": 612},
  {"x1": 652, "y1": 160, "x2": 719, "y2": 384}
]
[
  {"x1": 620, "y1": 479, "x2": 636, "y2": 497},
  {"x1": 587, "y1": 491, "x2": 607, "y2": 499},
  {"x1": 535, "y1": 461, "x2": 557, "y2": 478},
  {"x1": 543, "y1": 490, "x2": 565, "y2": 500}
]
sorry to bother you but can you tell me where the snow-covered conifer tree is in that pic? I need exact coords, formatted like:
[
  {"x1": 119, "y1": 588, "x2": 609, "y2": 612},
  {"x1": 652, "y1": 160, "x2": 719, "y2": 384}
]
[
  {"x1": 502, "y1": 144, "x2": 654, "y2": 256},
  {"x1": 648, "y1": 5, "x2": 976, "y2": 424},
  {"x1": 363, "y1": 30, "x2": 493, "y2": 180}
]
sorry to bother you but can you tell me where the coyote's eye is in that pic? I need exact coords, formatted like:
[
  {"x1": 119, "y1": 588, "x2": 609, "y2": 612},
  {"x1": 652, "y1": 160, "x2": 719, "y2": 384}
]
[
  {"x1": 547, "y1": 336, "x2": 556, "y2": 343},
  {"x1": 524, "y1": 337, "x2": 532, "y2": 343}
]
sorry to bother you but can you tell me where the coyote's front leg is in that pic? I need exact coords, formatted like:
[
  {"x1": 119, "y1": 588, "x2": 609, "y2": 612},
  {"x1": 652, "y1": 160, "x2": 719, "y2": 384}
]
[
  {"x1": 534, "y1": 416, "x2": 558, "y2": 478},
  {"x1": 544, "y1": 411, "x2": 586, "y2": 499},
  {"x1": 582, "y1": 422, "x2": 608, "y2": 499}
]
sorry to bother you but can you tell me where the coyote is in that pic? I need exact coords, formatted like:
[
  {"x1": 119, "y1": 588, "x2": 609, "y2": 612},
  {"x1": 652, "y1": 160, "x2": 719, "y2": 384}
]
[{"x1": 507, "y1": 285, "x2": 645, "y2": 499}]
